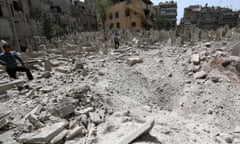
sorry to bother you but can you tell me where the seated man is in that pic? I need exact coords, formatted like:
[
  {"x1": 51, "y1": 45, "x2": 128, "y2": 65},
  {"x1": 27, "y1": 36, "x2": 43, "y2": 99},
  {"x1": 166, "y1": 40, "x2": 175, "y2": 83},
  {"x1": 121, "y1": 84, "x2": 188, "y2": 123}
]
[{"x1": 0, "y1": 44, "x2": 33, "y2": 80}]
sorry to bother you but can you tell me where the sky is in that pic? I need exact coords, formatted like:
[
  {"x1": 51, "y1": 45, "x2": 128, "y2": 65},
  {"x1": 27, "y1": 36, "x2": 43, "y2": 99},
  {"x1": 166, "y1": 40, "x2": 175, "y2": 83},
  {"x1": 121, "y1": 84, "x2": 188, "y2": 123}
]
[{"x1": 152, "y1": 0, "x2": 240, "y2": 23}]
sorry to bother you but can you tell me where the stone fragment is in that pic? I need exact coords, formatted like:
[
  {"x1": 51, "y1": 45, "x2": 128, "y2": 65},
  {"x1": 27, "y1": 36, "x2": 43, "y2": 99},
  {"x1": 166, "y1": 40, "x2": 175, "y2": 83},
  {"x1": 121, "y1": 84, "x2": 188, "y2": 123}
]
[
  {"x1": 28, "y1": 114, "x2": 44, "y2": 129},
  {"x1": 117, "y1": 119, "x2": 155, "y2": 144},
  {"x1": 0, "y1": 80, "x2": 24, "y2": 94},
  {"x1": 75, "y1": 107, "x2": 94, "y2": 115},
  {"x1": 66, "y1": 126, "x2": 84, "y2": 140},
  {"x1": 194, "y1": 71, "x2": 207, "y2": 79},
  {"x1": 18, "y1": 122, "x2": 67, "y2": 144},
  {"x1": 0, "y1": 118, "x2": 9, "y2": 129},
  {"x1": 50, "y1": 129, "x2": 68, "y2": 144},
  {"x1": 49, "y1": 104, "x2": 75, "y2": 118},
  {"x1": 126, "y1": 57, "x2": 143, "y2": 66},
  {"x1": 89, "y1": 112, "x2": 103, "y2": 124},
  {"x1": 192, "y1": 54, "x2": 200, "y2": 65}
]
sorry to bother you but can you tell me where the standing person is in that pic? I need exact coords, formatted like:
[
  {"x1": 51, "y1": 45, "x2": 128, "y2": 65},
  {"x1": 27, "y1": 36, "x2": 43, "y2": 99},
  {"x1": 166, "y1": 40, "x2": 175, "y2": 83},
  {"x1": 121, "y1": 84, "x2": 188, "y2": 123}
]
[
  {"x1": 0, "y1": 44, "x2": 33, "y2": 80},
  {"x1": 114, "y1": 33, "x2": 120, "y2": 49}
]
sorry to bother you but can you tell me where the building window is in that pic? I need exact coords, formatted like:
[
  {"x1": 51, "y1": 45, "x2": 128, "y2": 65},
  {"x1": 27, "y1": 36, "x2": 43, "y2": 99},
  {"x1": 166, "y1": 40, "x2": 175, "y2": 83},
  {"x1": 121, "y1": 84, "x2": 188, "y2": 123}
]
[
  {"x1": 131, "y1": 22, "x2": 136, "y2": 27},
  {"x1": 115, "y1": 12, "x2": 119, "y2": 19},
  {"x1": 13, "y1": 1, "x2": 22, "y2": 11},
  {"x1": 116, "y1": 22, "x2": 120, "y2": 28},
  {"x1": 0, "y1": 6, "x2": 3, "y2": 17},
  {"x1": 109, "y1": 13, "x2": 113, "y2": 20},
  {"x1": 125, "y1": 9, "x2": 130, "y2": 17}
]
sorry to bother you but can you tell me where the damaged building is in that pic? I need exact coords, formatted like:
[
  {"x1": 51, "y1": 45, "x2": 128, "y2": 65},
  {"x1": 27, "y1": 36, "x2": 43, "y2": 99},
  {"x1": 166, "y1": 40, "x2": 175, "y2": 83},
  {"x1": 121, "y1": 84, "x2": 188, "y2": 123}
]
[
  {"x1": 182, "y1": 4, "x2": 239, "y2": 30},
  {"x1": 105, "y1": 0, "x2": 155, "y2": 30},
  {"x1": 0, "y1": 0, "x2": 34, "y2": 52}
]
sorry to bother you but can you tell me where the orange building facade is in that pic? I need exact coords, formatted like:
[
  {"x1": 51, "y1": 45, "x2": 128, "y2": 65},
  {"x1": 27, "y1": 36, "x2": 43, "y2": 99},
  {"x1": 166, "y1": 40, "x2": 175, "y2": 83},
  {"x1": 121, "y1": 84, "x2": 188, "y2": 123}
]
[{"x1": 105, "y1": 0, "x2": 155, "y2": 30}]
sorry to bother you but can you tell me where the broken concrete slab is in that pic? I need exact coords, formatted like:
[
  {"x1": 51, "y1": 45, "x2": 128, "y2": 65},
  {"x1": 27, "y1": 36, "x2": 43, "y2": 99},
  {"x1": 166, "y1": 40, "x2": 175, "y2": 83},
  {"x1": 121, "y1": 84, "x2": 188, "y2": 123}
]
[
  {"x1": 192, "y1": 54, "x2": 200, "y2": 65},
  {"x1": 194, "y1": 71, "x2": 207, "y2": 79},
  {"x1": 89, "y1": 112, "x2": 103, "y2": 125},
  {"x1": 0, "y1": 118, "x2": 9, "y2": 129},
  {"x1": 66, "y1": 126, "x2": 84, "y2": 140},
  {"x1": 28, "y1": 114, "x2": 44, "y2": 129},
  {"x1": 49, "y1": 104, "x2": 75, "y2": 118},
  {"x1": 0, "y1": 80, "x2": 25, "y2": 94},
  {"x1": 126, "y1": 57, "x2": 143, "y2": 66},
  {"x1": 117, "y1": 119, "x2": 155, "y2": 144},
  {"x1": 18, "y1": 122, "x2": 67, "y2": 144},
  {"x1": 50, "y1": 129, "x2": 68, "y2": 144},
  {"x1": 75, "y1": 107, "x2": 94, "y2": 115}
]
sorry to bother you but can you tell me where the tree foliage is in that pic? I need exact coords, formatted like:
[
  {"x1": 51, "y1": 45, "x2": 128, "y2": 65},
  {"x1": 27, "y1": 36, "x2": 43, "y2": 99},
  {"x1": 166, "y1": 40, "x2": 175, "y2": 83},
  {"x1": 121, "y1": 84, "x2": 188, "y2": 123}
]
[
  {"x1": 155, "y1": 15, "x2": 171, "y2": 30},
  {"x1": 96, "y1": 0, "x2": 111, "y2": 31}
]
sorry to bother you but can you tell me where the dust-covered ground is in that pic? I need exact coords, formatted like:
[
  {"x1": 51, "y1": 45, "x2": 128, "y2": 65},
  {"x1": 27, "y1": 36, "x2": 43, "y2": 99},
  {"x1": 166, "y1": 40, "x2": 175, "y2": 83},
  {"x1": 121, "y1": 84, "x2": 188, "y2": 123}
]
[{"x1": 1, "y1": 29, "x2": 240, "y2": 144}]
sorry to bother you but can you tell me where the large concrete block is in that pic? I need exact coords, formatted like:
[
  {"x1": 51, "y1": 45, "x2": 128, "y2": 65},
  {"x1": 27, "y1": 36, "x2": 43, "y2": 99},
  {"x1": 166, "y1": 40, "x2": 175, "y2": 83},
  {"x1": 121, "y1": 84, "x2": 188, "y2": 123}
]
[
  {"x1": 126, "y1": 57, "x2": 143, "y2": 66},
  {"x1": 18, "y1": 122, "x2": 67, "y2": 144},
  {"x1": 0, "y1": 80, "x2": 24, "y2": 94},
  {"x1": 117, "y1": 119, "x2": 155, "y2": 144}
]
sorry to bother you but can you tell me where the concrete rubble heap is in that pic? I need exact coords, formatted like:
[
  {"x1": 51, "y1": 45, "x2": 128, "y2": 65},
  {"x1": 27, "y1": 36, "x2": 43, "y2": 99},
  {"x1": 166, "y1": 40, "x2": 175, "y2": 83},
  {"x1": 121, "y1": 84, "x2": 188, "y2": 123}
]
[{"x1": 0, "y1": 27, "x2": 240, "y2": 144}]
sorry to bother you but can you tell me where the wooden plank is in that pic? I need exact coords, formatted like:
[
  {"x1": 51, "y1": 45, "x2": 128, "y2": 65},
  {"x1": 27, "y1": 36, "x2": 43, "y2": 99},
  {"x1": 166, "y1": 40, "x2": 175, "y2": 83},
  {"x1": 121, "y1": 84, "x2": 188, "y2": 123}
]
[{"x1": 118, "y1": 119, "x2": 155, "y2": 144}]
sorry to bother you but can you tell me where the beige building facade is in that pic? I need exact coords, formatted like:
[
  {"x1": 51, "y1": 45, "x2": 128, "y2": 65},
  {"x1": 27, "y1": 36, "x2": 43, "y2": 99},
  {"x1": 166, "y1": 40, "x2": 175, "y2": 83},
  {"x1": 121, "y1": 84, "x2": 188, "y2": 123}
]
[{"x1": 105, "y1": 0, "x2": 155, "y2": 30}]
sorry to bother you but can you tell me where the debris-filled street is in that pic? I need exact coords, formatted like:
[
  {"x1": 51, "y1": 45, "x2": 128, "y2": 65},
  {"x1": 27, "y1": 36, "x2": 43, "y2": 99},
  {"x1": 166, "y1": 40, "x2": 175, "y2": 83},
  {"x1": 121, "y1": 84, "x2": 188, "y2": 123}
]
[{"x1": 0, "y1": 28, "x2": 240, "y2": 144}]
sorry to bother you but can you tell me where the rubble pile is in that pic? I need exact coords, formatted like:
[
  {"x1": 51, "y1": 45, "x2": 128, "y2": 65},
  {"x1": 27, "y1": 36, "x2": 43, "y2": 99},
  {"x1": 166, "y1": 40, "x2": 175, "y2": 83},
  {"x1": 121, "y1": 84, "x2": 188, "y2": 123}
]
[{"x1": 1, "y1": 27, "x2": 240, "y2": 143}]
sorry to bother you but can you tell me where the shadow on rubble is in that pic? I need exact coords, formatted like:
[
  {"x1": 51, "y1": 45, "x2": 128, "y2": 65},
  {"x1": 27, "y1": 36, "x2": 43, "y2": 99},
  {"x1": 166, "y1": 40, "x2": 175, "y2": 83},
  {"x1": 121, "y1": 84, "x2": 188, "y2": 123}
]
[{"x1": 133, "y1": 133, "x2": 161, "y2": 144}]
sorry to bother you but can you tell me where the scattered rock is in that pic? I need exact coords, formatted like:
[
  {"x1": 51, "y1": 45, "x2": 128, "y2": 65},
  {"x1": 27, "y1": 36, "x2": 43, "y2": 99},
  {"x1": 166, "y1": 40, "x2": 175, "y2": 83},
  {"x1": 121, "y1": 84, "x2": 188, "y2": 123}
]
[
  {"x1": 192, "y1": 54, "x2": 200, "y2": 65},
  {"x1": 194, "y1": 71, "x2": 207, "y2": 79},
  {"x1": 18, "y1": 122, "x2": 67, "y2": 144},
  {"x1": 126, "y1": 57, "x2": 143, "y2": 66}
]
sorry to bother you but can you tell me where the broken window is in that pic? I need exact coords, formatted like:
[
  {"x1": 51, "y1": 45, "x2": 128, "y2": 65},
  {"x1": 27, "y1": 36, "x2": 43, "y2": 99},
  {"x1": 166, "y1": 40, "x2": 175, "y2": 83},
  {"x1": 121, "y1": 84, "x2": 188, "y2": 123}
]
[
  {"x1": 0, "y1": 6, "x2": 3, "y2": 17},
  {"x1": 13, "y1": 1, "x2": 23, "y2": 11},
  {"x1": 115, "y1": 12, "x2": 119, "y2": 19},
  {"x1": 131, "y1": 22, "x2": 136, "y2": 27},
  {"x1": 116, "y1": 22, "x2": 120, "y2": 28},
  {"x1": 125, "y1": 9, "x2": 130, "y2": 17},
  {"x1": 109, "y1": 13, "x2": 113, "y2": 20}
]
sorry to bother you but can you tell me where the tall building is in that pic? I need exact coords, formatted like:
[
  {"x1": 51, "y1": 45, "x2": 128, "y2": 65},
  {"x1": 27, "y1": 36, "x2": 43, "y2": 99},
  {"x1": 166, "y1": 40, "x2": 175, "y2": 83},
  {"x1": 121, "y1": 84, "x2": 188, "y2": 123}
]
[
  {"x1": 182, "y1": 5, "x2": 201, "y2": 26},
  {"x1": 105, "y1": 0, "x2": 155, "y2": 30},
  {"x1": 183, "y1": 4, "x2": 239, "y2": 30},
  {"x1": 155, "y1": 1, "x2": 177, "y2": 29}
]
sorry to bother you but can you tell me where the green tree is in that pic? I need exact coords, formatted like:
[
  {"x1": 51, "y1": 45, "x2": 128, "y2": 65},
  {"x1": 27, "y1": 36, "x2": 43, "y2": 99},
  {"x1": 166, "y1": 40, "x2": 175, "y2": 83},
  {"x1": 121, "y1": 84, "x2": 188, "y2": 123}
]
[
  {"x1": 155, "y1": 15, "x2": 171, "y2": 30},
  {"x1": 96, "y1": 0, "x2": 111, "y2": 40}
]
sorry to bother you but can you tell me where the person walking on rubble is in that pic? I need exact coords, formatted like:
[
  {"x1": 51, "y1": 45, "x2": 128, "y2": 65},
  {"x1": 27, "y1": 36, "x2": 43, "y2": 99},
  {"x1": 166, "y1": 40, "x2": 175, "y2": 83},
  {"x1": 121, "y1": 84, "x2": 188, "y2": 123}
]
[
  {"x1": 0, "y1": 44, "x2": 33, "y2": 80},
  {"x1": 114, "y1": 33, "x2": 120, "y2": 49}
]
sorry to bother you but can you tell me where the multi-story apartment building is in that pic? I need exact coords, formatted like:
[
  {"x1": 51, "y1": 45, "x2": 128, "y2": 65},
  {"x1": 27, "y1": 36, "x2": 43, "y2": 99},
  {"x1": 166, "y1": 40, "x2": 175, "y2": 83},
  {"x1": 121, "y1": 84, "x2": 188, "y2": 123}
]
[
  {"x1": 182, "y1": 5, "x2": 201, "y2": 26},
  {"x1": 71, "y1": 0, "x2": 98, "y2": 32},
  {"x1": 0, "y1": 0, "x2": 33, "y2": 51},
  {"x1": 105, "y1": 0, "x2": 155, "y2": 30},
  {"x1": 183, "y1": 4, "x2": 239, "y2": 30},
  {"x1": 155, "y1": 1, "x2": 177, "y2": 29}
]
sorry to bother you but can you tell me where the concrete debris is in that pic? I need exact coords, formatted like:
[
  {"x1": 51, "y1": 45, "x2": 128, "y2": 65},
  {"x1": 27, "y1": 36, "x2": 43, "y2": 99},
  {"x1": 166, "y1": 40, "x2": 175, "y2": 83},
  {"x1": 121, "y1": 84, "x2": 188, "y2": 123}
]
[
  {"x1": 18, "y1": 122, "x2": 67, "y2": 144},
  {"x1": 75, "y1": 107, "x2": 94, "y2": 115},
  {"x1": 0, "y1": 80, "x2": 24, "y2": 94},
  {"x1": 192, "y1": 54, "x2": 200, "y2": 65},
  {"x1": 0, "y1": 118, "x2": 9, "y2": 129},
  {"x1": 194, "y1": 71, "x2": 207, "y2": 79},
  {"x1": 117, "y1": 119, "x2": 155, "y2": 144},
  {"x1": 66, "y1": 125, "x2": 84, "y2": 140},
  {"x1": 28, "y1": 114, "x2": 44, "y2": 129},
  {"x1": 49, "y1": 104, "x2": 75, "y2": 118},
  {"x1": 126, "y1": 57, "x2": 143, "y2": 66},
  {"x1": 1, "y1": 29, "x2": 240, "y2": 144},
  {"x1": 50, "y1": 130, "x2": 68, "y2": 144},
  {"x1": 89, "y1": 112, "x2": 104, "y2": 125}
]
